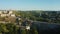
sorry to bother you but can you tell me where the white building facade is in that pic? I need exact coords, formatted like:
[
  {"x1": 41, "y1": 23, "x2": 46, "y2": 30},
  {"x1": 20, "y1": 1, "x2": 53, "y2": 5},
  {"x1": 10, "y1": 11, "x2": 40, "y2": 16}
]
[{"x1": 0, "y1": 10, "x2": 16, "y2": 17}]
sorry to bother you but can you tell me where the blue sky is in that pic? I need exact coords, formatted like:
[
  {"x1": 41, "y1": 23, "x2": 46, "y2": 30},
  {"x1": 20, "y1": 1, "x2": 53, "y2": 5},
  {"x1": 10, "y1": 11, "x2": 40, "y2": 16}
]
[{"x1": 0, "y1": 0, "x2": 60, "y2": 10}]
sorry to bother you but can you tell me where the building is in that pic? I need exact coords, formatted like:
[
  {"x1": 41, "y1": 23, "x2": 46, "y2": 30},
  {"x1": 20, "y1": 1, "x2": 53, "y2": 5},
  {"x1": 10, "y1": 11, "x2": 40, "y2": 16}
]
[
  {"x1": 0, "y1": 10, "x2": 16, "y2": 17},
  {"x1": 26, "y1": 26, "x2": 30, "y2": 30}
]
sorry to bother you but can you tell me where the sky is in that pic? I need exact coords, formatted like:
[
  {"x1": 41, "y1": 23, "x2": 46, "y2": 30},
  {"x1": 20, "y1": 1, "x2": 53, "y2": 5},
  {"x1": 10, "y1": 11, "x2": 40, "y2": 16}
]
[{"x1": 0, "y1": 0, "x2": 60, "y2": 11}]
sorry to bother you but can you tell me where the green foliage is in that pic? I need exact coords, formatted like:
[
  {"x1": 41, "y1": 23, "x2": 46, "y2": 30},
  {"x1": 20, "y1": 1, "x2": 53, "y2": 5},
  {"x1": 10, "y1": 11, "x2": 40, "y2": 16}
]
[
  {"x1": 17, "y1": 11, "x2": 60, "y2": 23},
  {"x1": 21, "y1": 29, "x2": 26, "y2": 34},
  {"x1": 0, "y1": 23, "x2": 38, "y2": 34},
  {"x1": 0, "y1": 23, "x2": 19, "y2": 34},
  {"x1": 0, "y1": 11, "x2": 60, "y2": 34},
  {"x1": 0, "y1": 23, "x2": 9, "y2": 33},
  {"x1": 33, "y1": 26, "x2": 38, "y2": 34},
  {"x1": 30, "y1": 26, "x2": 38, "y2": 34}
]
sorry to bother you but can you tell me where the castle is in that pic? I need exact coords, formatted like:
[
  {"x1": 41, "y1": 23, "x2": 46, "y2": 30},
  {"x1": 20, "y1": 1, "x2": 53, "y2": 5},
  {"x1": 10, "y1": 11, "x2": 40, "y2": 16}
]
[{"x1": 0, "y1": 10, "x2": 16, "y2": 17}]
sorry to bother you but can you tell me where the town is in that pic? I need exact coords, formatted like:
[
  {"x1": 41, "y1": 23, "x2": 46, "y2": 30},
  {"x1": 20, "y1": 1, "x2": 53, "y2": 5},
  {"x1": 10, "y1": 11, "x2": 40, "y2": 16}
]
[
  {"x1": 0, "y1": 0, "x2": 60, "y2": 34},
  {"x1": 0, "y1": 10, "x2": 60, "y2": 34}
]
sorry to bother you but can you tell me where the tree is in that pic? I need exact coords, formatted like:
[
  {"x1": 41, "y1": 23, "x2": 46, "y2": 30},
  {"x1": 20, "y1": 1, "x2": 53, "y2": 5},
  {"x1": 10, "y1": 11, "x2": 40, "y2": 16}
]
[
  {"x1": 21, "y1": 29, "x2": 26, "y2": 34},
  {"x1": 6, "y1": 23, "x2": 19, "y2": 34},
  {"x1": 30, "y1": 26, "x2": 38, "y2": 34},
  {"x1": 0, "y1": 23, "x2": 9, "y2": 34}
]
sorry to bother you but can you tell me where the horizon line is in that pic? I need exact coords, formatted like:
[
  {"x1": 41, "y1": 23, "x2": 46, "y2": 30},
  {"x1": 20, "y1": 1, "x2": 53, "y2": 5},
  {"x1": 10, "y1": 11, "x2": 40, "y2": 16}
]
[{"x1": 0, "y1": 9, "x2": 60, "y2": 11}]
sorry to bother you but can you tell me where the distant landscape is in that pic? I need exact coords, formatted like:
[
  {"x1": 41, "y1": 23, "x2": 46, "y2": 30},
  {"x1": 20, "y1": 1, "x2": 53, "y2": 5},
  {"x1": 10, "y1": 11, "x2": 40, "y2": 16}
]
[
  {"x1": 0, "y1": 0, "x2": 60, "y2": 34},
  {"x1": 0, "y1": 10, "x2": 60, "y2": 34}
]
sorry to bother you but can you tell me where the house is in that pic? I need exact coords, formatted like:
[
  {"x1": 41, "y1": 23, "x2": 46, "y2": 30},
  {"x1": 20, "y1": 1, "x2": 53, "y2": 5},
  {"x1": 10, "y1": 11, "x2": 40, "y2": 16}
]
[
  {"x1": 10, "y1": 14, "x2": 16, "y2": 17},
  {"x1": 9, "y1": 10, "x2": 13, "y2": 14},
  {"x1": 0, "y1": 11, "x2": 2, "y2": 14},
  {"x1": 26, "y1": 26, "x2": 30, "y2": 30}
]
